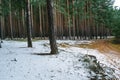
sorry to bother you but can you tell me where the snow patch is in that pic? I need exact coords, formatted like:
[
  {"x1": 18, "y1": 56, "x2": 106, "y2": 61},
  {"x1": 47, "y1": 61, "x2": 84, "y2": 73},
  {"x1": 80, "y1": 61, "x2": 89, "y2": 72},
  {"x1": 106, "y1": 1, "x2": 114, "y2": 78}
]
[{"x1": 0, "y1": 40, "x2": 119, "y2": 80}]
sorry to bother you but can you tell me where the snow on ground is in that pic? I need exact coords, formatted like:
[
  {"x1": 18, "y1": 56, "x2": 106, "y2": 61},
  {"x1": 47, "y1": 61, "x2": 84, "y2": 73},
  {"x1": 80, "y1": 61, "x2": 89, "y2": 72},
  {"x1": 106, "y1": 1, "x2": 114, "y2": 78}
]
[{"x1": 0, "y1": 40, "x2": 120, "y2": 80}]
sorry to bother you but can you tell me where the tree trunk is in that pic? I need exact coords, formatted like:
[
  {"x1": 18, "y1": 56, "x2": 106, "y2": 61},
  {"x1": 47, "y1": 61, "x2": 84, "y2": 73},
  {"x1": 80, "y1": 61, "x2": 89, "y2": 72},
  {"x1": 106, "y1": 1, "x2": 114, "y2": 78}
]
[
  {"x1": 9, "y1": 0, "x2": 13, "y2": 39},
  {"x1": 30, "y1": 4, "x2": 34, "y2": 39},
  {"x1": 39, "y1": 5, "x2": 42, "y2": 39},
  {"x1": 0, "y1": 0, "x2": 3, "y2": 43},
  {"x1": 46, "y1": 0, "x2": 58, "y2": 54},
  {"x1": 26, "y1": 0, "x2": 32, "y2": 47},
  {"x1": 1, "y1": 15, "x2": 4, "y2": 41},
  {"x1": 22, "y1": 9, "x2": 26, "y2": 38},
  {"x1": 0, "y1": 38, "x2": 1, "y2": 48}
]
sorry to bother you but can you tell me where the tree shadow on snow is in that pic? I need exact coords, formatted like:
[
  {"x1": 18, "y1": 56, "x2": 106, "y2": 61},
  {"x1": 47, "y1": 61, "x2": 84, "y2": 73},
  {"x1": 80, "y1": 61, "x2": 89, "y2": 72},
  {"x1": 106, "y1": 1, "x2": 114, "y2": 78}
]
[{"x1": 32, "y1": 53, "x2": 58, "y2": 56}]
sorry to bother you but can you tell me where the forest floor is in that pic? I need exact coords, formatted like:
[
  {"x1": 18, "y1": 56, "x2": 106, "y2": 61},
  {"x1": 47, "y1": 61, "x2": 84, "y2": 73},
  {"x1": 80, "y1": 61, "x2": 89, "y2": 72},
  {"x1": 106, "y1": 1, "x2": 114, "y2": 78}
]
[
  {"x1": 76, "y1": 39, "x2": 120, "y2": 76},
  {"x1": 75, "y1": 39, "x2": 120, "y2": 70},
  {"x1": 0, "y1": 39, "x2": 120, "y2": 80},
  {"x1": 75, "y1": 39, "x2": 120, "y2": 54}
]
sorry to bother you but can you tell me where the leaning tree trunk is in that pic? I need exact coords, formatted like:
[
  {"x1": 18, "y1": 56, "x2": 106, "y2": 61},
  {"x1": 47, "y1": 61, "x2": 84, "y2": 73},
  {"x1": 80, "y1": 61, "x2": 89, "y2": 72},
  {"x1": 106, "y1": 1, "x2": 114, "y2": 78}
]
[
  {"x1": 26, "y1": 0, "x2": 32, "y2": 47},
  {"x1": 46, "y1": 0, "x2": 58, "y2": 54}
]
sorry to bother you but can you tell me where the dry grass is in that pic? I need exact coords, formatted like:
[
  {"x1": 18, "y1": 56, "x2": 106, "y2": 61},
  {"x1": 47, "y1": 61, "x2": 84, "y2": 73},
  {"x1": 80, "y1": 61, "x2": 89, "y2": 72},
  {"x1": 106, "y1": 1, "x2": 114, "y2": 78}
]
[
  {"x1": 59, "y1": 43, "x2": 70, "y2": 48},
  {"x1": 76, "y1": 39, "x2": 120, "y2": 54}
]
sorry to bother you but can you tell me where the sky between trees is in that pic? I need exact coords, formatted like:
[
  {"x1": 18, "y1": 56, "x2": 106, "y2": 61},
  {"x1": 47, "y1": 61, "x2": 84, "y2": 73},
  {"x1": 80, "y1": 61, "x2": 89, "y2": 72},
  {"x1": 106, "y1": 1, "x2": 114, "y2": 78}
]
[{"x1": 113, "y1": 0, "x2": 120, "y2": 7}]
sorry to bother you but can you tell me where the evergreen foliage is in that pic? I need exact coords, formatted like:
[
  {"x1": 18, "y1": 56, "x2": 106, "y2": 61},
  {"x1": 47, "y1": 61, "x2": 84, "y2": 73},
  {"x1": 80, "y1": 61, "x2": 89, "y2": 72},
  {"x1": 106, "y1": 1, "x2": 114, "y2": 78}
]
[
  {"x1": 112, "y1": 8, "x2": 120, "y2": 38},
  {"x1": 0, "y1": 0, "x2": 119, "y2": 41}
]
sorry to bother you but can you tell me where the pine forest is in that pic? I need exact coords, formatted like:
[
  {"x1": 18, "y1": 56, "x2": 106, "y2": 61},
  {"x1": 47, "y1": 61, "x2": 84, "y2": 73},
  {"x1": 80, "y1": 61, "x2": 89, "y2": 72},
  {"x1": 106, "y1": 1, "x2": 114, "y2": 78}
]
[{"x1": 0, "y1": 0, "x2": 120, "y2": 80}]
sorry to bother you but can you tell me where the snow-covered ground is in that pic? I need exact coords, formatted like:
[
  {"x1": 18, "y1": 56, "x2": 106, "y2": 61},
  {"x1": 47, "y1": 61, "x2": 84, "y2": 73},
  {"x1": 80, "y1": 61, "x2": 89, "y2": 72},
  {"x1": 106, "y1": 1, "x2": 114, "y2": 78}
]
[{"x1": 0, "y1": 40, "x2": 120, "y2": 80}]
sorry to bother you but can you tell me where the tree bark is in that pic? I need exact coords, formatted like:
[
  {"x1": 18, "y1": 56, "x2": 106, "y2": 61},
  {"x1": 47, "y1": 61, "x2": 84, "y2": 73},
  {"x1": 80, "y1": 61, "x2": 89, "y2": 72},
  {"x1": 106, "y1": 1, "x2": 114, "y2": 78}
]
[
  {"x1": 0, "y1": 0, "x2": 3, "y2": 43},
  {"x1": 9, "y1": 0, "x2": 13, "y2": 39},
  {"x1": 0, "y1": 37, "x2": 1, "y2": 48},
  {"x1": 46, "y1": 0, "x2": 58, "y2": 54},
  {"x1": 26, "y1": 0, "x2": 32, "y2": 47},
  {"x1": 39, "y1": 5, "x2": 42, "y2": 38},
  {"x1": 22, "y1": 9, "x2": 26, "y2": 38}
]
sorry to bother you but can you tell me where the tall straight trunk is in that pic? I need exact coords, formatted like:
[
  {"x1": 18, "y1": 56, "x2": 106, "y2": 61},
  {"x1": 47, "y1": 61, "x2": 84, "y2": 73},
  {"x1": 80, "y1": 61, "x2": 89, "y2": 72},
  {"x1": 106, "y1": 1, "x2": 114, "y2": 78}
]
[
  {"x1": 0, "y1": 16, "x2": 3, "y2": 46},
  {"x1": 89, "y1": 1, "x2": 93, "y2": 39},
  {"x1": 72, "y1": 0, "x2": 75, "y2": 40},
  {"x1": 18, "y1": 12, "x2": 21, "y2": 38},
  {"x1": 46, "y1": 0, "x2": 58, "y2": 54},
  {"x1": 76, "y1": 7, "x2": 80, "y2": 39},
  {"x1": 0, "y1": 0, "x2": 4, "y2": 40},
  {"x1": 9, "y1": 0, "x2": 13, "y2": 39},
  {"x1": 96, "y1": 22, "x2": 98, "y2": 39},
  {"x1": 84, "y1": 8, "x2": 87, "y2": 40},
  {"x1": 26, "y1": 0, "x2": 32, "y2": 47},
  {"x1": 30, "y1": 4, "x2": 34, "y2": 38},
  {"x1": 41, "y1": 6, "x2": 45, "y2": 39},
  {"x1": 53, "y1": 1, "x2": 57, "y2": 39},
  {"x1": 39, "y1": 5, "x2": 42, "y2": 38},
  {"x1": 45, "y1": 6, "x2": 49, "y2": 38},
  {"x1": 60, "y1": 13, "x2": 63, "y2": 39},
  {"x1": 22, "y1": 9, "x2": 26, "y2": 38},
  {"x1": 1, "y1": 15, "x2": 4, "y2": 40},
  {"x1": 0, "y1": 0, "x2": 3, "y2": 42},
  {"x1": 57, "y1": 12, "x2": 60, "y2": 39},
  {"x1": 67, "y1": 0, "x2": 71, "y2": 39}
]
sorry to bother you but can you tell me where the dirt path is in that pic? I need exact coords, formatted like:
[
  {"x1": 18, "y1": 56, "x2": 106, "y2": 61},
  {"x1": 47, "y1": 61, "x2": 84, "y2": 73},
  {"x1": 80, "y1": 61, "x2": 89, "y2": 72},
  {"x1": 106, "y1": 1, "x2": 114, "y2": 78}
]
[
  {"x1": 72, "y1": 39, "x2": 120, "y2": 78},
  {"x1": 75, "y1": 40, "x2": 120, "y2": 70},
  {"x1": 75, "y1": 40, "x2": 120, "y2": 57}
]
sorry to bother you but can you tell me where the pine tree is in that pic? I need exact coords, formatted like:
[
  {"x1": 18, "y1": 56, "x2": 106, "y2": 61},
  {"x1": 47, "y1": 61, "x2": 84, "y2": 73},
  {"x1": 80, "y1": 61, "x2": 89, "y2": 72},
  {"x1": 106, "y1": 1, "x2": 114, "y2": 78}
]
[
  {"x1": 46, "y1": 0, "x2": 58, "y2": 54},
  {"x1": 111, "y1": 8, "x2": 120, "y2": 43},
  {"x1": 9, "y1": 0, "x2": 13, "y2": 39},
  {"x1": 26, "y1": 0, "x2": 32, "y2": 47}
]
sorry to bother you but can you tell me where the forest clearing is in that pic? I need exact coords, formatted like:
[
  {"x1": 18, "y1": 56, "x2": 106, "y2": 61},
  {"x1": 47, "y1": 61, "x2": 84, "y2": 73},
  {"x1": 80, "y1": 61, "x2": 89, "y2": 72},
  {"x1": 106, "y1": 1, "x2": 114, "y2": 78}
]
[
  {"x1": 76, "y1": 39, "x2": 120, "y2": 56},
  {"x1": 0, "y1": 39, "x2": 120, "y2": 80}
]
